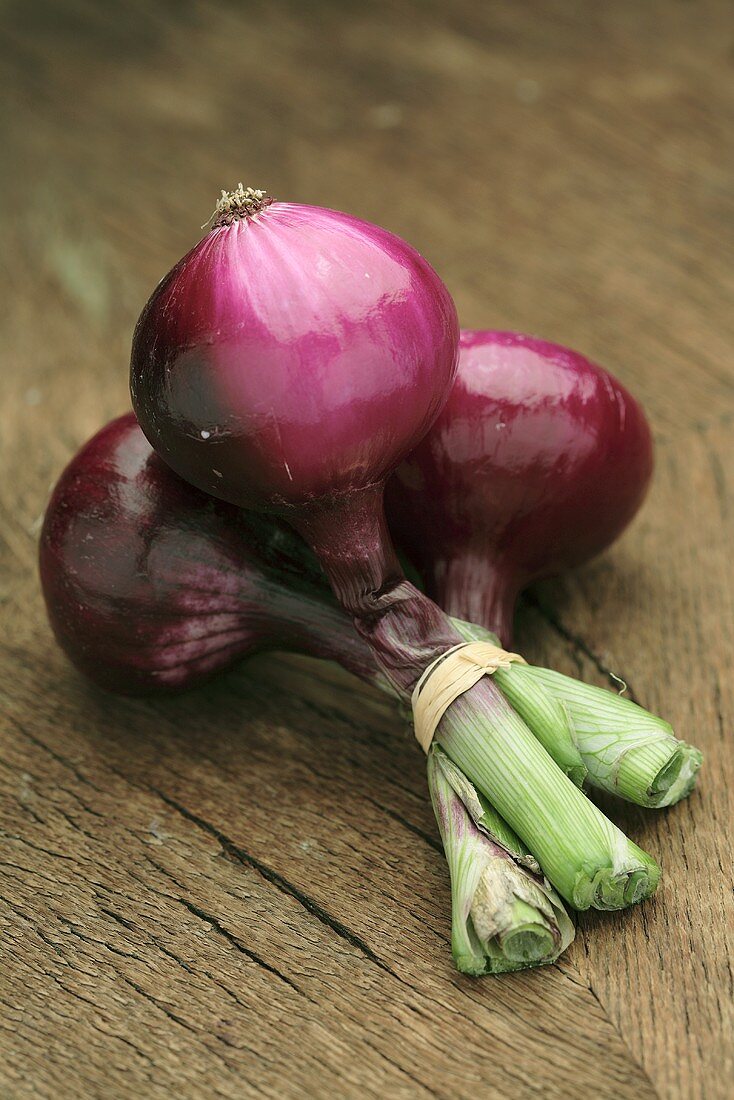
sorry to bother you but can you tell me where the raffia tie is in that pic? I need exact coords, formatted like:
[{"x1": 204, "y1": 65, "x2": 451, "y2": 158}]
[{"x1": 411, "y1": 641, "x2": 526, "y2": 753}]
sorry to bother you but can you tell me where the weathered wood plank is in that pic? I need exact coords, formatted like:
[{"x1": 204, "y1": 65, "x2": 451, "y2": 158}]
[{"x1": 1, "y1": 0, "x2": 732, "y2": 1097}]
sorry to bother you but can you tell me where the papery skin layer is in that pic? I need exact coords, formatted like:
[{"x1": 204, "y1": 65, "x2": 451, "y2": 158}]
[{"x1": 427, "y1": 747, "x2": 574, "y2": 974}]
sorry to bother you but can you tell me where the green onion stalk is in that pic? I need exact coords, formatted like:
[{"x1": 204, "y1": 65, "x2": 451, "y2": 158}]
[
  {"x1": 450, "y1": 619, "x2": 703, "y2": 808},
  {"x1": 429, "y1": 680, "x2": 660, "y2": 911},
  {"x1": 527, "y1": 668, "x2": 701, "y2": 807},
  {"x1": 428, "y1": 747, "x2": 574, "y2": 975}
]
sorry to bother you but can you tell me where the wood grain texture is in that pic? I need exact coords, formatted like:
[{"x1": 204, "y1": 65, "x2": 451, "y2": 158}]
[{"x1": 1, "y1": 1, "x2": 732, "y2": 1097}]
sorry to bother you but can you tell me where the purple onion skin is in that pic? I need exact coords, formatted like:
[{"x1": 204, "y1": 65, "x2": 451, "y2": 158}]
[
  {"x1": 387, "y1": 331, "x2": 654, "y2": 644},
  {"x1": 131, "y1": 202, "x2": 459, "y2": 510},
  {"x1": 39, "y1": 414, "x2": 372, "y2": 695}
]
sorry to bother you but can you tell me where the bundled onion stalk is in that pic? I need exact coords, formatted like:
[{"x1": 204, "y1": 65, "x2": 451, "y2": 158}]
[
  {"x1": 126, "y1": 188, "x2": 661, "y2": 912},
  {"x1": 452, "y1": 620, "x2": 701, "y2": 810}
]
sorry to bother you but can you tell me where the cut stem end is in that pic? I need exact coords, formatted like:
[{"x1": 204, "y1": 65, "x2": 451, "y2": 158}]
[{"x1": 573, "y1": 858, "x2": 660, "y2": 911}]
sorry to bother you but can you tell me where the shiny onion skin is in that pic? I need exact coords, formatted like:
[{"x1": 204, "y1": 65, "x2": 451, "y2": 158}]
[
  {"x1": 131, "y1": 200, "x2": 459, "y2": 510},
  {"x1": 39, "y1": 414, "x2": 372, "y2": 695},
  {"x1": 387, "y1": 331, "x2": 654, "y2": 644}
]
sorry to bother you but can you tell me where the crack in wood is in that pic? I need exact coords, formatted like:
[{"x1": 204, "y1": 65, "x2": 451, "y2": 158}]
[
  {"x1": 361, "y1": 794, "x2": 443, "y2": 854},
  {"x1": 580, "y1": 976, "x2": 661, "y2": 1099},
  {"x1": 119, "y1": 976, "x2": 199, "y2": 1035},
  {"x1": 179, "y1": 898, "x2": 309, "y2": 998},
  {"x1": 149, "y1": 786, "x2": 404, "y2": 983}
]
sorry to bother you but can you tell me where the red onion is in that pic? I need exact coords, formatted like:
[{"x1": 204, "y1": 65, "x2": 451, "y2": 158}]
[
  {"x1": 388, "y1": 330, "x2": 654, "y2": 644},
  {"x1": 127, "y1": 189, "x2": 659, "y2": 910},
  {"x1": 130, "y1": 186, "x2": 462, "y2": 690},
  {"x1": 39, "y1": 414, "x2": 371, "y2": 695}
]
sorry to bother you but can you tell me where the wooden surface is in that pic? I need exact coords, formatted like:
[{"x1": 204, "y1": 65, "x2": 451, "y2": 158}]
[{"x1": 1, "y1": 1, "x2": 733, "y2": 1097}]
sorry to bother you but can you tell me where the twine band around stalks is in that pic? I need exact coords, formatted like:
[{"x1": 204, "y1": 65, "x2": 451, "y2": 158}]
[{"x1": 412, "y1": 641, "x2": 527, "y2": 753}]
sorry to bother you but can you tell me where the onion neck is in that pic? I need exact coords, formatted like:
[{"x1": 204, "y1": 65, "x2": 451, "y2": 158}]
[
  {"x1": 431, "y1": 554, "x2": 521, "y2": 647},
  {"x1": 290, "y1": 484, "x2": 464, "y2": 697},
  {"x1": 266, "y1": 582, "x2": 382, "y2": 687}
]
